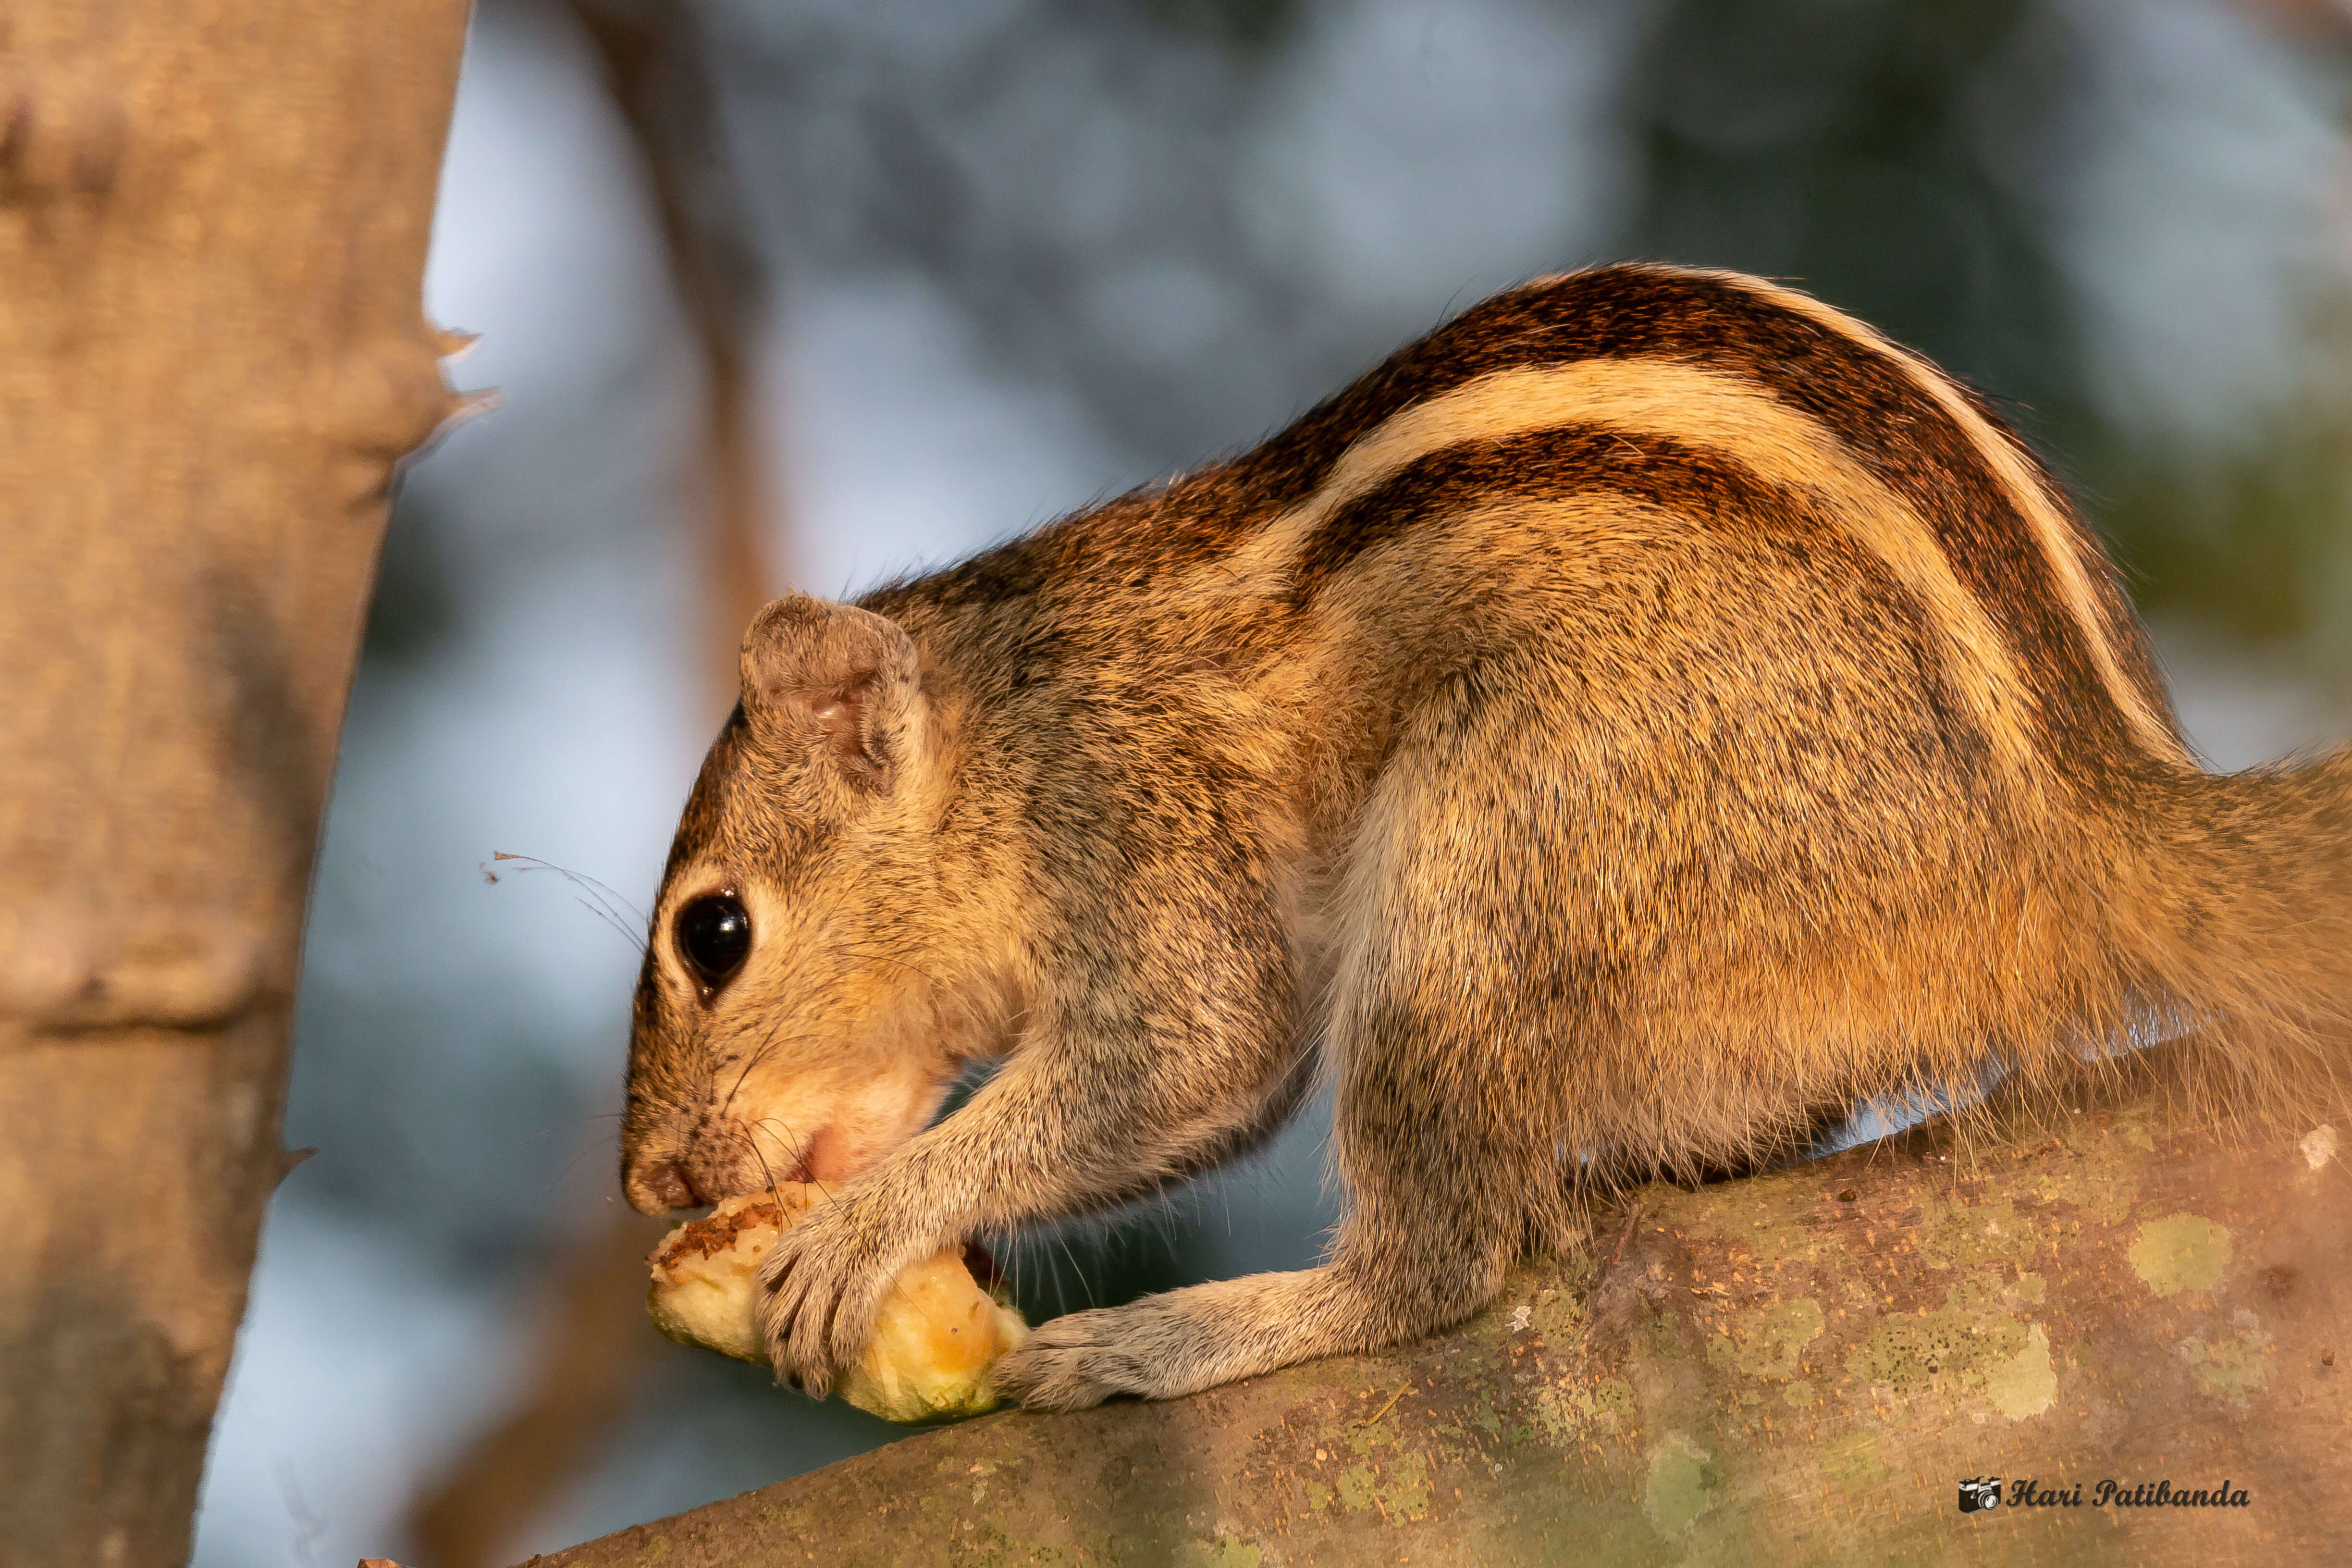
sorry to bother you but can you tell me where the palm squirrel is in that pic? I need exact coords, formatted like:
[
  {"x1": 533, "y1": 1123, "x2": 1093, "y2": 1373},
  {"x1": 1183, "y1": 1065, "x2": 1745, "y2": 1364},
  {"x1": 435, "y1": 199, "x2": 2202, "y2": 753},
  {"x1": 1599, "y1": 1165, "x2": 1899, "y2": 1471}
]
[{"x1": 618, "y1": 263, "x2": 2352, "y2": 1410}]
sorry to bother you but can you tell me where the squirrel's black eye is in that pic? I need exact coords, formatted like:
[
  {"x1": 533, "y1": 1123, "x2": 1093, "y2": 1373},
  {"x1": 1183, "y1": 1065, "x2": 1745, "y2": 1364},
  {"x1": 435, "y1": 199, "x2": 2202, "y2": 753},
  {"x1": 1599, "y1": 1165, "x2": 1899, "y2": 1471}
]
[{"x1": 675, "y1": 894, "x2": 751, "y2": 989}]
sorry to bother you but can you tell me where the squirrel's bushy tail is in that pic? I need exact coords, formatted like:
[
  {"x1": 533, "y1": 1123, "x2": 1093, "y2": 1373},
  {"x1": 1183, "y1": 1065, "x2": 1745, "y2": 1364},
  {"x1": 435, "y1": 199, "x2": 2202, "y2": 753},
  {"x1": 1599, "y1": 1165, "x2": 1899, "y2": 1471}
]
[{"x1": 2105, "y1": 748, "x2": 2352, "y2": 1129}]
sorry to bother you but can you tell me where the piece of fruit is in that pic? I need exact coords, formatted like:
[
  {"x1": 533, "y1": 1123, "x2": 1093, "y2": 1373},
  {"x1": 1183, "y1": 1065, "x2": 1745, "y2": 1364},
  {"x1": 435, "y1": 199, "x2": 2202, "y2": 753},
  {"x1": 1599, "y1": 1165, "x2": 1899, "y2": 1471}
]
[{"x1": 646, "y1": 1184, "x2": 1028, "y2": 1424}]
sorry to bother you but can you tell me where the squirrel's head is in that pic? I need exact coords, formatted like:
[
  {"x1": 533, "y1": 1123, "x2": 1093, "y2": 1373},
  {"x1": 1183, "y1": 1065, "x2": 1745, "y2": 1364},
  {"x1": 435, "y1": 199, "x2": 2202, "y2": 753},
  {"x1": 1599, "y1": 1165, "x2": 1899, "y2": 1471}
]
[{"x1": 619, "y1": 593, "x2": 1013, "y2": 1214}]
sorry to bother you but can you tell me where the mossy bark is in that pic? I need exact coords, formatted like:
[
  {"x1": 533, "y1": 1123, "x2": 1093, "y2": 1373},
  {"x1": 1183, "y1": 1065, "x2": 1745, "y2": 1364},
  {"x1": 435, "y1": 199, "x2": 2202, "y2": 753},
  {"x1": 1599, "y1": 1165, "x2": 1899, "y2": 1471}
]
[{"x1": 528, "y1": 1062, "x2": 2351, "y2": 1567}]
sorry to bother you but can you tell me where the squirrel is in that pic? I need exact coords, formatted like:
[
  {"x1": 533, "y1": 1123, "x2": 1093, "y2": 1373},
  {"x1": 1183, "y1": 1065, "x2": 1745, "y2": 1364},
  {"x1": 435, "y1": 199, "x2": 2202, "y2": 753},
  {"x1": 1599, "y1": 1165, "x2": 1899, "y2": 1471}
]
[{"x1": 617, "y1": 263, "x2": 2352, "y2": 1411}]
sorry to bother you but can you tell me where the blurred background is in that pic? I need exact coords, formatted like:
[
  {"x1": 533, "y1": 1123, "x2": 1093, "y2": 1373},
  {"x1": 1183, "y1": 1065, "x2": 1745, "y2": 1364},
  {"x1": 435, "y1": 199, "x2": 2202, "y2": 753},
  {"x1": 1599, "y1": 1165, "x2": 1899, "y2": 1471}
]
[{"x1": 191, "y1": 0, "x2": 2352, "y2": 1562}]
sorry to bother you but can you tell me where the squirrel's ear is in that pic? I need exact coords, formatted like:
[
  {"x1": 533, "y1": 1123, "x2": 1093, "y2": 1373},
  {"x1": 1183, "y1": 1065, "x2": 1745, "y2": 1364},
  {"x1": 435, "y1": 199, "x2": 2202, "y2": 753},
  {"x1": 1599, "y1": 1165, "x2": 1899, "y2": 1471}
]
[{"x1": 738, "y1": 594, "x2": 921, "y2": 791}]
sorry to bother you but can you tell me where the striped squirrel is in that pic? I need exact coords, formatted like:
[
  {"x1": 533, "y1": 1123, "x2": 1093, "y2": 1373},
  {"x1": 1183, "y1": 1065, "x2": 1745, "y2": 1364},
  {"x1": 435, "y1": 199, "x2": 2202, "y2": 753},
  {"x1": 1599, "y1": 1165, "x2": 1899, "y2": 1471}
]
[{"x1": 619, "y1": 264, "x2": 2352, "y2": 1410}]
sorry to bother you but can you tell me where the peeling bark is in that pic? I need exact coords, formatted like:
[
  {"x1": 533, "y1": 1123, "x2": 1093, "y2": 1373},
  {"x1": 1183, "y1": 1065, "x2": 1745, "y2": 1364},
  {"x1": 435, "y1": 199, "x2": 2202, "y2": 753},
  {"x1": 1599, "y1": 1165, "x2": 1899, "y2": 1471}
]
[
  {"x1": 0, "y1": 6, "x2": 469, "y2": 1564},
  {"x1": 526, "y1": 1060, "x2": 2352, "y2": 1567}
]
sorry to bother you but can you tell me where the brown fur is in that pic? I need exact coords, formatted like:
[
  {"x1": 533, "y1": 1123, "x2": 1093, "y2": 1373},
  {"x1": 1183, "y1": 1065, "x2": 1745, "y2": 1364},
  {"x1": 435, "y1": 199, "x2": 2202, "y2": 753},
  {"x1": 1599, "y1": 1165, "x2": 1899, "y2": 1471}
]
[{"x1": 618, "y1": 264, "x2": 2352, "y2": 1410}]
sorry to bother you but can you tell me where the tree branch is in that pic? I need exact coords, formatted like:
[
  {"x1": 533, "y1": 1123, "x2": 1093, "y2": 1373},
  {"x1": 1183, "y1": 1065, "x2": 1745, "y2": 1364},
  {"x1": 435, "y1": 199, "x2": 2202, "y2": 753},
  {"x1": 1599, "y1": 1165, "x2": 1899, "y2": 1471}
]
[
  {"x1": 523, "y1": 1056, "x2": 2352, "y2": 1566},
  {"x1": 567, "y1": 0, "x2": 778, "y2": 693}
]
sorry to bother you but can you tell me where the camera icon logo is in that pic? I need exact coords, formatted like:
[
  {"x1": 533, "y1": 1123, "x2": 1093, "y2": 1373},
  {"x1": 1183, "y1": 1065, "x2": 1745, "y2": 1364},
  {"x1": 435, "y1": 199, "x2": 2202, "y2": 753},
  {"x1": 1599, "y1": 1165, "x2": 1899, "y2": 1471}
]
[{"x1": 1958, "y1": 1477, "x2": 2004, "y2": 1514}]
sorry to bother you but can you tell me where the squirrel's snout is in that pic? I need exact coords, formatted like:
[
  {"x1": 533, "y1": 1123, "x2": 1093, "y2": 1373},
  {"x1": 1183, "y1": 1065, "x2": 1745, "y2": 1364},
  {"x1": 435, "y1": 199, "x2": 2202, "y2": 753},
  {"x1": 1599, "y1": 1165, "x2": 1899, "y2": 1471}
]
[{"x1": 623, "y1": 1155, "x2": 703, "y2": 1214}]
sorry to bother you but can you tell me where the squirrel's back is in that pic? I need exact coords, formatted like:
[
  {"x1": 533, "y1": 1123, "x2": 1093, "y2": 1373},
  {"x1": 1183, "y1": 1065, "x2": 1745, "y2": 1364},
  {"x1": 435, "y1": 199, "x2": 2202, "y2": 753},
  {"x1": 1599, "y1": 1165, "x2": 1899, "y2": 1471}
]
[
  {"x1": 854, "y1": 263, "x2": 2347, "y2": 1178},
  {"x1": 872, "y1": 264, "x2": 2185, "y2": 774}
]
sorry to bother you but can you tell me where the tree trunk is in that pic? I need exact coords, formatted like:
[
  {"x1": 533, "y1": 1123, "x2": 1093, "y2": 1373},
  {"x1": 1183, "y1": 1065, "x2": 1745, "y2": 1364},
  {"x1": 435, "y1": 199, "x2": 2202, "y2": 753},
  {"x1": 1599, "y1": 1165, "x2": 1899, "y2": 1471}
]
[
  {"x1": 0, "y1": 6, "x2": 470, "y2": 1565},
  {"x1": 522, "y1": 1055, "x2": 2352, "y2": 1566}
]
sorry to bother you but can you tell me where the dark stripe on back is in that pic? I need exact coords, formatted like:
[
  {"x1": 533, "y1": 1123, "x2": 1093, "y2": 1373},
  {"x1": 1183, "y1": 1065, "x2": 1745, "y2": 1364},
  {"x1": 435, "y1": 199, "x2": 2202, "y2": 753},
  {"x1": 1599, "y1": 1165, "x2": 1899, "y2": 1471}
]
[
  {"x1": 1283, "y1": 425, "x2": 2002, "y2": 776},
  {"x1": 871, "y1": 265, "x2": 2174, "y2": 765},
  {"x1": 2061, "y1": 508, "x2": 2180, "y2": 749},
  {"x1": 1255, "y1": 269, "x2": 2158, "y2": 762}
]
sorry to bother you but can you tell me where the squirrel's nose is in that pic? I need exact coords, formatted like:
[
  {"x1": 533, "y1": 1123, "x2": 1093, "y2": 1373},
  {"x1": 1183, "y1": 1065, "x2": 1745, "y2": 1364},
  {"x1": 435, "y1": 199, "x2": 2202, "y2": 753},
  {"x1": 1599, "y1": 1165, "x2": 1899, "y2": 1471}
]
[{"x1": 625, "y1": 1156, "x2": 702, "y2": 1213}]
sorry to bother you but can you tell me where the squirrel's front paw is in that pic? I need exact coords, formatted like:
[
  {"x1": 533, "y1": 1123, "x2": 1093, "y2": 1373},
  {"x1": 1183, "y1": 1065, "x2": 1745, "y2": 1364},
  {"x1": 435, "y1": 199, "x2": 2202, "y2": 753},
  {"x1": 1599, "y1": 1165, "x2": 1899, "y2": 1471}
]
[{"x1": 753, "y1": 1194, "x2": 913, "y2": 1399}]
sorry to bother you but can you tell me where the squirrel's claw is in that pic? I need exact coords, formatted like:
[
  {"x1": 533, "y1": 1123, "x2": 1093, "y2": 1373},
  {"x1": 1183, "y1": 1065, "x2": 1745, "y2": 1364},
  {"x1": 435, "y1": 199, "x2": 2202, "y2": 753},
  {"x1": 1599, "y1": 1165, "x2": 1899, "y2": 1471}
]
[{"x1": 753, "y1": 1195, "x2": 899, "y2": 1400}]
